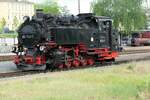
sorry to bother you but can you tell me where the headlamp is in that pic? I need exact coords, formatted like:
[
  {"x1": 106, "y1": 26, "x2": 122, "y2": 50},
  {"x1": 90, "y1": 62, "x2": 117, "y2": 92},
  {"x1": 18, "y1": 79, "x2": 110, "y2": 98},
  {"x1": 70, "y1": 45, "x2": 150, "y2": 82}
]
[{"x1": 39, "y1": 46, "x2": 45, "y2": 51}]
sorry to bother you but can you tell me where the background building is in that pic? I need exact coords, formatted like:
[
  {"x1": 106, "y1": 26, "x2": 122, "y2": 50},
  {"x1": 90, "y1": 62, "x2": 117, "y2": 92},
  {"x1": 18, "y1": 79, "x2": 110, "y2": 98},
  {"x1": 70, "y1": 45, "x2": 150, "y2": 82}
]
[{"x1": 0, "y1": 0, "x2": 34, "y2": 30}]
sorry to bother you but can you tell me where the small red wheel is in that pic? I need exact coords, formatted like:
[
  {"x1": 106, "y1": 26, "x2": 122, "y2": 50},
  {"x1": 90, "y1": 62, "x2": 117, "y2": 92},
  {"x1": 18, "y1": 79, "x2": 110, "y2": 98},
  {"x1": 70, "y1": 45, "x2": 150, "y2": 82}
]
[
  {"x1": 72, "y1": 60, "x2": 80, "y2": 67},
  {"x1": 65, "y1": 62, "x2": 72, "y2": 68},
  {"x1": 87, "y1": 59, "x2": 95, "y2": 66},
  {"x1": 58, "y1": 63, "x2": 64, "y2": 69},
  {"x1": 80, "y1": 59, "x2": 87, "y2": 66}
]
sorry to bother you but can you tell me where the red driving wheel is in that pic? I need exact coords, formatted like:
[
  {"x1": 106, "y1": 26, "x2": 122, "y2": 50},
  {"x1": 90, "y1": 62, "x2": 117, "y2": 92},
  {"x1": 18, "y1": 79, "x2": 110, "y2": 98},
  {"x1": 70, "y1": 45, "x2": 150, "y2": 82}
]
[
  {"x1": 87, "y1": 59, "x2": 95, "y2": 65},
  {"x1": 65, "y1": 61, "x2": 72, "y2": 68},
  {"x1": 80, "y1": 59, "x2": 87, "y2": 66},
  {"x1": 72, "y1": 60, "x2": 80, "y2": 67},
  {"x1": 58, "y1": 63, "x2": 64, "y2": 69}
]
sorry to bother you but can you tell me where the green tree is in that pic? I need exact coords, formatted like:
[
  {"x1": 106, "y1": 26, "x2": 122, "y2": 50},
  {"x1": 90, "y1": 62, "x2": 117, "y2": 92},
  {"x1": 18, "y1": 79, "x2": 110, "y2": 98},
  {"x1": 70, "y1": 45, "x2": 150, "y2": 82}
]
[
  {"x1": 0, "y1": 17, "x2": 6, "y2": 32},
  {"x1": 91, "y1": 0, "x2": 147, "y2": 34},
  {"x1": 13, "y1": 16, "x2": 19, "y2": 30},
  {"x1": 35, "y1": 0, "x2": 60, "y2": 15}
]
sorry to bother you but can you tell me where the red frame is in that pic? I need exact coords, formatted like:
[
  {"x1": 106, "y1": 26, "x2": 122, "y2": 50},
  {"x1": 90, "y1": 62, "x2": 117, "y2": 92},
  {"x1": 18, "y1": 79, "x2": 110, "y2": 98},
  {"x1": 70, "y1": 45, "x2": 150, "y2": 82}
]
[{"x1": 15, "y1": 42, "x2": 118, "y2": 68}]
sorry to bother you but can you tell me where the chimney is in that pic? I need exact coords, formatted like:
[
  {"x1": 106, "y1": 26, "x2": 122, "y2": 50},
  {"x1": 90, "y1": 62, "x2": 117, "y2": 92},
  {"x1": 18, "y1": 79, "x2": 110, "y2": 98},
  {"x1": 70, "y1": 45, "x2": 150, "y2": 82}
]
[{"x1": 36, "y1": 9, "x2": 44, "y2": 18}]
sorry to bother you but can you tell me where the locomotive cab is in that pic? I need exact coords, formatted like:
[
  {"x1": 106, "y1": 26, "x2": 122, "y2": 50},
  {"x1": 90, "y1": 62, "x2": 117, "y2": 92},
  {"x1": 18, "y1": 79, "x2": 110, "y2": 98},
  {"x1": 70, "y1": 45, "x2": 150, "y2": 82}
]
[{"x1": 90, "y1": 17, "x2": 112, "y2": 49}]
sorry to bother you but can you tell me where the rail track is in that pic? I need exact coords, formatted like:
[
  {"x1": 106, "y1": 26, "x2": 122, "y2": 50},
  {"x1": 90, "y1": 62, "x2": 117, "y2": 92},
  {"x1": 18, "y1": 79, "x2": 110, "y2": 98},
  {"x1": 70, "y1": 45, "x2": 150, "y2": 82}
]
[
  {"x1": 0, "y1": 47, "x2": 150, "y2": 79},
  {"x1": 120, "y1": 49, "x2": 150, "y2": 55},
  {"x1": 0, "y1": 52, "x2": 150, "y2": 79},
  {"x1": 0, "y1": 71, "x2": 43, "y2": 79}
]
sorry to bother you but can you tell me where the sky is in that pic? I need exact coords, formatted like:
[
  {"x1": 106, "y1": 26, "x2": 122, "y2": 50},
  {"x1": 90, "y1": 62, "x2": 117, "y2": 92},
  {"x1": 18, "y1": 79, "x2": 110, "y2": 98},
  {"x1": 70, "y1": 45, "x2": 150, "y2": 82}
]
[
  {"x1": 29, "y1": 0, "x2": 93, "y2": 15},
  {"x1": 58, "y1": 0, "x2": 93, "y2": 15},
  {"x1": 30, "y1": 0, "x2": 150, "y2": 15},
  {"x1": 143, "y1": 0, "x2": 150, "y2": 8}
]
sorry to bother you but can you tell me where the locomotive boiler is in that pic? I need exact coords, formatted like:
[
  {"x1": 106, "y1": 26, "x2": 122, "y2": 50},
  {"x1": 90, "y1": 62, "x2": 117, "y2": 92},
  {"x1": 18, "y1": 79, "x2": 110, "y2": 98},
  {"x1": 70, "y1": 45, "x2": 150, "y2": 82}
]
[{"x1": 12, "y1": 11, "x2": 119, "y2": 71}]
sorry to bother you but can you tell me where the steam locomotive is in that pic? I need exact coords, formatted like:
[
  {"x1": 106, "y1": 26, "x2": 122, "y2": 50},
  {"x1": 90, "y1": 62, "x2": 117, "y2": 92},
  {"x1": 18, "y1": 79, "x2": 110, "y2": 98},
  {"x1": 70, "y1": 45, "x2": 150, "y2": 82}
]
[{"x1": 12, "y1": 10, "x2": 119, "y2": 71}]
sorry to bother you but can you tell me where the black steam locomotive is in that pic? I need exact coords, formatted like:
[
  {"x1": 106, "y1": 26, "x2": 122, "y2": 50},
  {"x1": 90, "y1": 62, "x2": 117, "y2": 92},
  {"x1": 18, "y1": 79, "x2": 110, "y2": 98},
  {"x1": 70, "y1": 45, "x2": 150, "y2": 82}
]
[{"x1": 12, "y1": 10, "x2": 119, "y2": 71}]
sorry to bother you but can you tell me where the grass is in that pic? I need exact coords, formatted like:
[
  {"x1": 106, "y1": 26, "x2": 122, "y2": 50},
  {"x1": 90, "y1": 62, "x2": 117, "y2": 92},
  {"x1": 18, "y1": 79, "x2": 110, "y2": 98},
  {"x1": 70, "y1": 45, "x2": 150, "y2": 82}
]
[
  {"x1": 0, "y1": 61, "x2": 150, "y2": 100},
  {"x1": 0, "y1": 33, "x2": 18, "y2": 38}
]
